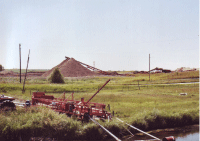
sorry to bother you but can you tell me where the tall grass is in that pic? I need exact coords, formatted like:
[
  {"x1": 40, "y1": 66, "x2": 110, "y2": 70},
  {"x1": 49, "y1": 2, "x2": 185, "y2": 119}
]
[
  {"x1": 126, "y1": 108, "x2": 199, "y2": 132},
  {"x1": 0, "y1": 106, "x2": 198, "y2": 141},
  {"x1": 0, "y1": 107, "x2": 80, "y2": 141}
]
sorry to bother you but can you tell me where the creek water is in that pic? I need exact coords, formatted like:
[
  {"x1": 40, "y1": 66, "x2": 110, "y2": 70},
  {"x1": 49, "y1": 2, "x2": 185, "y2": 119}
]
[
  {"x1": 123, "y1": 125, "x2": 199, "y2": 141},
  {"x1": 176, "y1": 132, "x2": 199, "y2": 141}
]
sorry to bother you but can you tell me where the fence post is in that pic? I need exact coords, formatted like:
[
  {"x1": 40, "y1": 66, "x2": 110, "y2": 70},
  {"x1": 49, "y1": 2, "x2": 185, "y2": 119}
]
[
  {"x1": 138, "y1": 81, "x2": 140, "y2": 90},
  {"x1": 108, "y1": 104, "x2": 110, "y2": 110}
]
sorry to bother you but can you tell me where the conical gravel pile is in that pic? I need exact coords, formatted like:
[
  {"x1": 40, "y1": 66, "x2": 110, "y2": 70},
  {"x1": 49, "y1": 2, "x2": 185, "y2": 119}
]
[{"x1": 42, "y1": 58, "x2": 97, "y2": 77}]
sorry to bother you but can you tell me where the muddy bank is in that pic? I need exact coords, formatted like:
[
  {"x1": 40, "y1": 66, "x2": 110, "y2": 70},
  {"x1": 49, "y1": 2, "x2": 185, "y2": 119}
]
[{"x1": 28, "y1": 125, "x2": 199, "y2": 141}]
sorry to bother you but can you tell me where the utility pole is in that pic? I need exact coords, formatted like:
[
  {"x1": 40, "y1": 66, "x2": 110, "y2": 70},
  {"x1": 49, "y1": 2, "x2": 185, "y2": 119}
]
[
  {"x1": 19, "y1": 44, "x2": 21, "y2": 83},
  {"x1": 149, "y1": 54, "x2": 150, "y2": 81},
  {"x1": 22, "y1": 49, "x2": 30, "y2": 93},
  {"x1": 93, "y1": 61, "x2": 95, "y2": 71}
]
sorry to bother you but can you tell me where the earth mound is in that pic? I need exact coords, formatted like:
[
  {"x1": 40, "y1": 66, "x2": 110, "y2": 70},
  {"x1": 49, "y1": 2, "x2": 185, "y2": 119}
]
[{"x1": 42, "y1": 58, "x2": 97, "y2": 77}]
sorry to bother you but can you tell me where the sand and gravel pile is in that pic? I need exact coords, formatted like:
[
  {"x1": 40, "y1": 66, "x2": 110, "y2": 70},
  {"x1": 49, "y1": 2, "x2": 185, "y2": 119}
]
[
  {"x1": 42, "y1": 58, "x2": 97, "y2": 77},
  {"x1": 0, "y1": 70, "x2": 16, "y2": 76}
]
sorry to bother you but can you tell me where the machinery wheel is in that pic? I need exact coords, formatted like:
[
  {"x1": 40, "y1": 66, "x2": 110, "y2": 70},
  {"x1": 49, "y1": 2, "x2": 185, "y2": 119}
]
[
  {"x1": 1, "y1": 101, "x2": 16, "y2": 111},
  {"x1": 66, "y1": 113, "x2": 72, "y2": 117},
  {"x1": 83, "y1": 113, "x2": 90, "y2": 122}
]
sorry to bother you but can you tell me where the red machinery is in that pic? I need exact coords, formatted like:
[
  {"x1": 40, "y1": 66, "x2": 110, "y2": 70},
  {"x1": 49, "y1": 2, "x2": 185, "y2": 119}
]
[{"x1": 32, "y1": 79, "x2": 111, "y2": 121}]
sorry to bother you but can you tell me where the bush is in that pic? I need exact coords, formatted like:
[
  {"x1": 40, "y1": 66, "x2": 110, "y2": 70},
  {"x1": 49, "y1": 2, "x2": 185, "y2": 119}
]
[
  {"x1": 0, "y1": 64, "x2": 2, "y2": 71},
  {"x1": 48, "y1": 68, "x2": 65, "y2": 83}
]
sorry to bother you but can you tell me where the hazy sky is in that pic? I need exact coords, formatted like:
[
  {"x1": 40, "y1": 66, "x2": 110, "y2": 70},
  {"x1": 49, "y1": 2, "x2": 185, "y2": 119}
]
[{"x1": 0, "y1": 0, "x2": 199, "y2": 71}]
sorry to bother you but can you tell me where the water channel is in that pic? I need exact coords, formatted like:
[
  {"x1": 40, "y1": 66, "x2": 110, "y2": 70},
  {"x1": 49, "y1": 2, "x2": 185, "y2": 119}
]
[{"x1": 123, "y1": 125, "x2": 199, "y2": 141}]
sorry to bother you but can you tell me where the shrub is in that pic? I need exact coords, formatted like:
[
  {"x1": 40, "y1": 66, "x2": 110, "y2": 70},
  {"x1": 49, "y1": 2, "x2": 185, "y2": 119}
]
[
  {"x1": 0, "y1": 64, "x2": 2, "y2": 71},
  {"x1": 48, "y1": 68, "x2": 64, "y2": 83}
]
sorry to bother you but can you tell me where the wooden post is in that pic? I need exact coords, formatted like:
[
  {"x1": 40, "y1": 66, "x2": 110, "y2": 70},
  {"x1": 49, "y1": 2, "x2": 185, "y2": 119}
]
[
  {"x1": 19, "y1": 44, "x2": 21, "y2": 83},
  {"x1": 138, "y1": 80, "x2": 140, "y2": 90},
  {"x1": 149, "y1": 54, "x2": 150, "y2": 81},
  {"x1": 108, "y1": 104, "x2": 110, "y2": 110},
  {"x1": 22, "y1": 49, "x2": 30, "y2": 93}
]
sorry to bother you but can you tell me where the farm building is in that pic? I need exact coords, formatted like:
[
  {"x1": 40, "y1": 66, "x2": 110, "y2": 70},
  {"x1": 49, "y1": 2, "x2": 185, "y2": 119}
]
[
  {"x1": 175, "y1": 67, "x2": 199, "y2": 72},
  {"x1": 150, "y1": 67, "x2": 171, "y2": 73}
]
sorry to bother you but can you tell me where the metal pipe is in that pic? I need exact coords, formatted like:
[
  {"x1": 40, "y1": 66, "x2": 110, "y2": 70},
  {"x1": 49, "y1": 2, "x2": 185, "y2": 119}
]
[
  {"x1": 121, "y1": 123, "x2": 134, "y2": 137},
  {"x1": 90, "y1": 116, "x2": 121, "y2": 141},
  {"x1": 116, "y1": 118, "x2": 160, "y2": 140},
  {"x1": 85, "y1": 79, "x2": 110, "y2": 104}
]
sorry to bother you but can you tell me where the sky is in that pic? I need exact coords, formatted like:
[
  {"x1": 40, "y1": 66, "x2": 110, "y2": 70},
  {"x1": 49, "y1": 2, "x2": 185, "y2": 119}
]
[{"x1": 0, "y1": 0, "x2": 199, "y2": 71}]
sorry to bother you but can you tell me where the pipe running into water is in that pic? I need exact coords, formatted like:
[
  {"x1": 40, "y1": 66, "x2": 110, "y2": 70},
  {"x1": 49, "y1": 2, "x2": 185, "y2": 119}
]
[
  {"x1": 89, "y1": 117, "x2": 121, "y2": 141},
  {"x1": 116, "y1": 117, "x2": 160, "y2": 140}
]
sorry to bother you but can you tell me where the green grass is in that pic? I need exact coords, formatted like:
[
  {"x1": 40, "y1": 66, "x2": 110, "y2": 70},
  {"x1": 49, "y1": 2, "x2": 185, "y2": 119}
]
[{"x1": 0, "y1": 71, "x2": 199, "y2": 140}]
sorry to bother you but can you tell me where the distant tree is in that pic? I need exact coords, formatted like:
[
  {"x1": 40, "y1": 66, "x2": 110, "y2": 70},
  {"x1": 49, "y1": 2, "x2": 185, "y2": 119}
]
[
  {"x1": 0, "y1": 64, "x2": 3, "y2": 71},
  {"x1": 48, "y1": 68, "x2": 65, "y2": 83}
]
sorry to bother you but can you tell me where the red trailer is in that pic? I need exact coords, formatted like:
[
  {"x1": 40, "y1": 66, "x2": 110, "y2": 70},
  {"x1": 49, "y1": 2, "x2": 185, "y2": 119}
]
[{"x1": 32, "y1": 79, "x2": 111, "y2": 121}]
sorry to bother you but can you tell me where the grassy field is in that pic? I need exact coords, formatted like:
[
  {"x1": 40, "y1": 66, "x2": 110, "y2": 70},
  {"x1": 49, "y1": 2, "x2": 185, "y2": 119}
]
[{"x1": 0, "y1": 71, "x2": 199, "y2": 140}]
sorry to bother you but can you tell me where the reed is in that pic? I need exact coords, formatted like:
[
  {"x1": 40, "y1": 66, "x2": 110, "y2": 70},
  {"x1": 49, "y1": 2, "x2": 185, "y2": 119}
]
[{"x1": 0, "y1": 106, "x2": 198, "y2": 141}]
